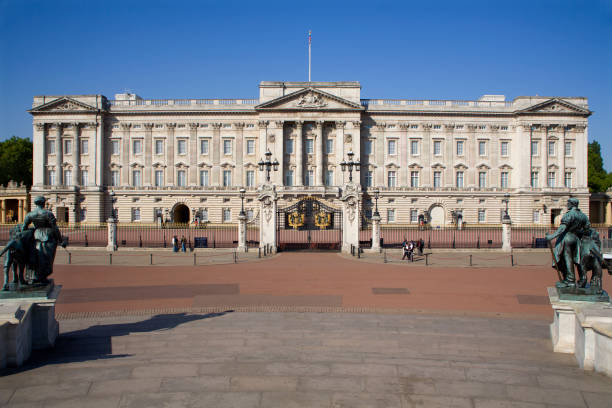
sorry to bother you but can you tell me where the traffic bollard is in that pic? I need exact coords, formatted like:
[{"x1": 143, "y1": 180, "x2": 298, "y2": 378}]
[
  {"x1": 425, "y1": 253, "x2": 429, "y2": 265},
  {"x1": 511, "y1": 254, "x2": 514, "y2": 267},
  {"x1": 150, "y1": 253, "x2": 153, "y2": 265},
  {"x1": 109, "y1": 253, "x2": 112, "y2": 265},
  {"x1": 68, "y1": 252, "x2": 71, "y2": 264},
  {"x1": 469, "y1": 254, "x2": 472, "y2": 266}
]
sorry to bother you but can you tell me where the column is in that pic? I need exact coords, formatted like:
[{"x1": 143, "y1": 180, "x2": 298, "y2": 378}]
[
  {"x1": 371, "y1": 213, "x2": 381, "y2": 252},
  {"x1": 445, "y1": 123, "x2": 454, "y2": 187},
  {"x1": 335, "y1": 121, "x2": 345, "y2": 185},
  {"x1": 516, "y1": 123, "x2": 531, "y2": 188},
  {"x1": 188, "y1": 123, "x2": 198, "y2": 186},
  {"x1": 144, "y1": 123, "x2": 154, "y2": 186},
  {"x1": 237, "y1": 212, "x2": 247, "y2": 252},
  {"x1": 18, "y1": 199, "x2": 24, "y2": 223},
  {"x1": 120, "y1": 123, "x2": 131, "y2": 186},
  {"x1": 421, "y1": 124, "x2": 431, "y2": 187},
  {"x1": 315, "y1": 120, "x2": 324, "y2": 185},
  {"x1": 466, "y1": 124, "x2": 476, "y2": 187},
  {"x1": 542, "y1": 124, "x2": 549, "y2": 186},
  {"x1": 95, "y1": 117, "x2": 103, "y2": 187},
  {"x1": 295, "y1": 121, "x2": 304, "y2": 186},
  {"x1": 400, "y1": 124, "x2": 409, "y2": 186},
  {"x1": 33, "y1": 123, "x2": 46, "y2": 186},
  {"x1": 211, "y1": 123, "x2": 221, "y2": 186},
  {"x1": 489, "y1": 125, "x2": 499, "y2": 187},
  {"x1": 235, "y1": 122, "x2": 245, "y2": 186},
  {"x1": 55, "y1": 123, "x2": 63, "y2": 186},
  {"x1": 1, "y1": 199, "x2": 5, "y2": 223},
  {"x1": 374, "y1": 123, "x2": 385, "y2": 187},
  {"x1": 73, "y1": 123, "x2": 81, "y2": 185},
  {"x1": 559, "y1": 125, "x2": 566, "y2": 188},
  {"x1": 351, "y1": 121, "x2": 361, "y2": 168},
  {"x1": 605, "y1": 201, "x2": 612, "y2": 225},
  {"x1": 273, "y1": 121, "x2": 284, "y2": 185},
  {"x1": 502, "y1": 215, "x2": 512, "y2": 252},
  {"x1": 166, "y1": 123, "x2": 176, "y2": 186}
]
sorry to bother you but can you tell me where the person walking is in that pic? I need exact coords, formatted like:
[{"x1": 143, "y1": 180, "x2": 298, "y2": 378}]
[
  {"x1": 402, "y1": 240, "x2": 410, "y2": 260},
  {"x1": 172, "y1": 235, "x2": 179, "y2": 252},
  {"x1": 180, "y1": 235, "x2": 187, "y2": 252}
]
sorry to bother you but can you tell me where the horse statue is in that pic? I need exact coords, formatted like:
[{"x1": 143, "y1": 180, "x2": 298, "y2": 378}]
[{"x1": 1, "y1": 225, "x2": 36, "y2": 290}]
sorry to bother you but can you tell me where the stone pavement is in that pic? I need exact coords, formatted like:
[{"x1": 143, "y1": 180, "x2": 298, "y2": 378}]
[{"x1": 1, "y1": 312, "x2": 612, "y2": 408}]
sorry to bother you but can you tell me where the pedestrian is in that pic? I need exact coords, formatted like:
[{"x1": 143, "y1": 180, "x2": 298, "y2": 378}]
[
  {"x1": 418, "y1": 238, "x2": 425, "y2": 255},
  {"x1": 408, "y1": 241, "x2": 415, "y2": 262},
  {"x1": 402, "y1": 240, "x2": 410, "y2": 260},
  {"x1": 181, "y1": 235, "x2": 187, "y2": 252},
  {"x1": 172, "y1": 235, "x2": 178, "y2": 252}
]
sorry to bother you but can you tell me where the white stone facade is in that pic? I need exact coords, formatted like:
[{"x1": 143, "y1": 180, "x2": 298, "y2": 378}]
[{"x1": 28, "y1": 81, "x2": 591, "y2": 225}]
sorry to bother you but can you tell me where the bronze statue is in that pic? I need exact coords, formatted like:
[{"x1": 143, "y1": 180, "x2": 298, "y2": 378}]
[
  {"x1": 1, "y1": 196, "x2": 65, "y2": 291},
  {"x1": 546, "y1": 198, "x2": 609, "y2": 296}
]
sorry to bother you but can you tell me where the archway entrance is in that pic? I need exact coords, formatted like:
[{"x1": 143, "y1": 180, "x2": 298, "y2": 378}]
[
  {"x1": 429, "y1": 205, "x2": 445, "y2": 226},
  {"x1": 173, "y1": 204, "x2": 190, "y2": 224}
]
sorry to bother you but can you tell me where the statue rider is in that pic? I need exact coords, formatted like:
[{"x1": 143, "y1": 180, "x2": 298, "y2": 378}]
[{"x1": 545, "y1": 198, "x2": 590, "y2": 288}]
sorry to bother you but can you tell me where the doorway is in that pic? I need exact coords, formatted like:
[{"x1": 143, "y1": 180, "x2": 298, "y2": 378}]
[{"x1": 173, "y1": 204, "x2": 190, "y2": 224}]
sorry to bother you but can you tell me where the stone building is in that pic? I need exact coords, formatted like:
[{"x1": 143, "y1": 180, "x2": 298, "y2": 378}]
[
  {"x1": 0, "y1": 181, "x2": 29, "y2": 223},
  {"x1": 28, "y1": 81, "x2": 591, "y2": 226}
]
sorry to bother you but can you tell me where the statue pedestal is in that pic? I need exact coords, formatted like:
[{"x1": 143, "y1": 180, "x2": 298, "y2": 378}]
[
  {"x1": 0, "y1": 283, "x2": 61, "y2": 368},
  {"x1": 548, "y1": 286, "x2": 612, "y2": 377}
]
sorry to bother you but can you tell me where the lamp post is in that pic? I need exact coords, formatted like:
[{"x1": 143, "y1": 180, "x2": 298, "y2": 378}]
[
  {"x1": 373, "y1": 187, "x2": 380, "y2": 218},
  {"x1": 340, "y1": 150, "x2": 360, "y2": 183},
  {"x1": 258, "y1": 149, "x2": 279, "y2": 183},
  {"x1": 239, "y1": 187, "x2": 246, "y2": 217},
  {"x1": 502, "y1": 193, "x2": 511, "y2": 222},
  {"x1": 109, "y1": 190, "x2": 115, "y2": 220},
  {"x1": 107, "y1": 190, "x2": 117, "y2": 251}
]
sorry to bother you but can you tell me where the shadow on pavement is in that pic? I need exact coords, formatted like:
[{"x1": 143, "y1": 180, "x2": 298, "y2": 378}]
[{"x1": 0, "y1": 311, "x2": 232, "y2": 376}]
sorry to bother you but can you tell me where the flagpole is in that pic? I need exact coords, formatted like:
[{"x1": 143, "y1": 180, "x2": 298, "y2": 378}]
[{"x1": 308, "y1": 30, "x2": 311, "y2": 82}]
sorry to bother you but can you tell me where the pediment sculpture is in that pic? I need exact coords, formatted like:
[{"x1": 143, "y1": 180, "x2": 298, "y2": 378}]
[{"x1": 296, "y1": 91, "x2": 327, "y2": 108}]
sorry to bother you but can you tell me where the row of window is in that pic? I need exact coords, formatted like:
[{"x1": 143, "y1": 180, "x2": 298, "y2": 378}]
[
  {"x1": 47, "y1": 169, "x2": 89, "y2": 186},
  {"x1": 129, "y1": 207, "x2": 255, "y2": 223},
  {"x1": 530, "y1": 171, "x2": 573, "y2": 188},
  {"x1": 112, "y1": 123, "x2": 256, "y2": 130},
  {"x1": 47, "y1": 139, "x2": 89, "y2": 155},
  {"x1": 530, "y1": 140, "x2": 573, "y2": 157},
  {"x1": 380, "y1": 208, "x2": 490, "y2": 223},
  {"x1": 110, "y1": 139, "x2": 254, "y2": 156}
]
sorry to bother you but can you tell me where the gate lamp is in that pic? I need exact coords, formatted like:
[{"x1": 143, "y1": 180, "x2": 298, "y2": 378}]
[
  {"x1": 258, "y1": 149, "x2": 279, "y2": 182},
  {"x1": 373, "y1": 187, "x2": 380, "y2": 218},
  {"x1": 340, "y1": 150, "x2": 360, "y2": 183},
  {"x1": 502, "y1": 193, "x2": 511, "y2": 222},
  {"x1": 239, "y1": 187, "x2": 246, "y2": 217}
]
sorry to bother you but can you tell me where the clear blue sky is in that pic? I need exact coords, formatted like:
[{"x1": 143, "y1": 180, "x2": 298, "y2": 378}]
[{"x1": 1, "y1": 0, "x2": 611, "y2": 165}]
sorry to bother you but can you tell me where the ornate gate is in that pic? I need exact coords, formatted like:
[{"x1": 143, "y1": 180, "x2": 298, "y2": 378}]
[{"x1": 277, "y1": 197, "x2": 342, "y2": 251}]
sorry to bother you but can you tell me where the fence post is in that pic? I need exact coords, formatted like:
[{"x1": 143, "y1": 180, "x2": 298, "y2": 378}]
[
  {"x1": 163, "y1": 234, "x2": 167, "y2": 248},
  {"x1": 511, "y1": 254, "x2": 514, "y2": 267},
  {"x1": 234, "y1": 251, "x2": 237, "y2": 263},
  {"x1": 264, "y1": 246, "x2": 267, "y2": 256},
  {"x1": 194, "y1": 252, "x2": 196, "y2": 265},
  {"x1": 425, "y1": 253, "x2": 429, "y2": 266},
  {"x1": 139, "y1": 234, "x2": 143, "y2": 248},
  {"x1": 357, "y1": 247, "x2": 361, "y2": 258},
  {"x1": 85, "y1": 233, "x2": 88, "y2": 247},
  {"x1": 469, "y1": 254, "x2": 472, "y2": 266},
  {"x1": 109, "y1": 253, "x2": 112, "y2": 265},
  {"x1": 383, "y1": 250, "x2": 387, "y2": 263},
  {"x1": 150, "y1": 253, "x2": 153, "y2": 265},
  {"x1": 258, "y1": 247, "x2": 261, "y2": 258},
  {"x1": 68, "y1": 252, "x2": 71, "y2": 264}
]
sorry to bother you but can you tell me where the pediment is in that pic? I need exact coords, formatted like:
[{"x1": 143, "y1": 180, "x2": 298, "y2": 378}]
[
  {"x1": 517, "y1": 98, "x2": 591, "y2": 115},
  {"x1": 255, "y1": 87, "x2": 363, "y2": 111},
  {"x1": 29, "y1": 97, "x2": 98, "y2": 113}
]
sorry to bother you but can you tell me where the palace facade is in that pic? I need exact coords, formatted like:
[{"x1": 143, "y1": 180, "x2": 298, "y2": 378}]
[{"x1": 29, "y1": 81, "x2": 591, "y2": 226}]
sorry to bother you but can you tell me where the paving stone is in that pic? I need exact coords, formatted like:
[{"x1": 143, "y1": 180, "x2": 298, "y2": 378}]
[
  {"x1": 131, "y1": 363, "x2": 198, "y2": 378},
  {"x1": 505, "y1": 385, "x2": 587, "y2": 407},
  {"x1": 398, "y1": 365, "x2": 466, "y2": 381},
  {"x1": 0, "y1": 369, "x2": 60, "y2": 389},
  {"x1": 330, "y1": 363, "x2": 397, "y2": 377},
  {"x1": 0, "y1": 388, "x2": 14, "y2": 404},
  {"x1": 401, "y1": 394, "x2": 473, "y2": 408},
  {"x1": 434, "y1": 380, "x2": 508, "y2": 398},
  {"x1": 89, "y1": 378, "x2": 161, "y2": 396},
  {"x1": 1, "y1": 402, "x2": 44, "y2": 408},
  {"x1": 58, "y1": 366, "x2": 133, "y2": 382},
  {"x1": 43, "y1": 395, "x2": 122, "y2": 408},
  {"x1": 363, "y1": 376, "x2": 435, "y2": 394},
  {"x1": 298, "y1": 376, "x2": 364, "y2": 392},
  {"x1": 581, "y1": 391, "x2": 612, "y2": 408},
  {"x1": 9, "y1": 381, "x2": 91, "y2": 404},
  {"x1": 229, "y1": 375, "x2": 298, "y2": 391},
  {"x1": 265, "y1": 362, "x2": 330, "y2": 376},
  {"x1": 260, "y1": 391, "x2": 331, "y2": 408},
  {"x1": 160, "y1": 376, "x2": 230, "y2": 392},
  {"x1": 473, "y1": 398, "x2": 546, "y2": 408},
  {"x1": 198, "y1": 362, "x2": 268, "y2": 376},
  {"x1": 536, "y1": 373, "x2": 612, "y2": 393},
  {"x1": 331, "y1": 392, "x2": 403, "y2": 408},
  {"x1": 466, "y1": 367, "x2": 536, "y2": 385}
]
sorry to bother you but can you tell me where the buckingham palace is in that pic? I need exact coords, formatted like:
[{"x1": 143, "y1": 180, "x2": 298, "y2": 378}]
[{"x1": 28, "y1": 81, "x2": 591, "y2": 228}]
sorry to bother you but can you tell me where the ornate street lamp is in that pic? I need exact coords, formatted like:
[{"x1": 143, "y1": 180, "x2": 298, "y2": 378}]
[
  {"x1": 258, "y1": 149, "x2": 279, "y2": 182},
  {"x1": 502, "y1": 193, "x2": 511, "y2": 222},
  {"x1": 340, "y1": 150, "x2": 360, "y2": 183},
  {"x1": 239, "y1": 187, "x2": 246, "y2": 217},
  {"x1": 373, "y1": 187, "x2": 380, "y2": 218},
  {"x1": 109, "y1": 190, "x2": 115, "y2": 219}
]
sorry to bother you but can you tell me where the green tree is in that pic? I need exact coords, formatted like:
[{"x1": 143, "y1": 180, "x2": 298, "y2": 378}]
[
  {"x1": 0, "y1": 136, "x2": 33, "y2": 187},
  {"x1": 588, "y1": 140, "x2": 612, "y2": 192}
]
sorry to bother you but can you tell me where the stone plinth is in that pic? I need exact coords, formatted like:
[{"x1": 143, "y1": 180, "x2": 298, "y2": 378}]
[
  {"x1": 340, "y1": 183, "x2": 360, "y2": 254},
  {"x1": 368, "y1": 214, "x2": 381, "y2": 253},
  {"x1": 548, "y1": 286, "x2": 612, "y2": 377},
  {"x1": 107, "y1": 217, "x2": 117, "y2": 251},
  {"x1": 501, "y1": 219, "x2": 511, "y2": 252},
  {"x1": 237, "y1": 213, "x2": 247, "y2": 252},
  {"x1": 0, "y1": 284, "x2": 61, "y2": 368}
]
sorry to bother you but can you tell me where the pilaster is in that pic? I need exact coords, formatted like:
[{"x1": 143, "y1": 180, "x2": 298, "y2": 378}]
[
  {"x1": 188, "y1": 123, "x2": 198, "y2": 186},
  {"x1": 374, "y1": 123, "x2": 385, "y2": 187},
  {"x1": 273, "y1": 121, "x2": 284, "y2": 185},
  {"x1": 341, "y1": 183, "x2": 361, "y2": 253},
  {"x1": 466, "y1": 124, "x2": 476, "y2": 187},
  {"x1": 73, "y1": 123, "x2": 81, "y2": 186},
  {"x1": 315, "y1": 120, "x2": 324, "y2": 185},
  {"x1": 33, "y1": 123, "x2": 46, "y2": 186},
  {"x1": 120, "y1": 123, "x2": 131, "y2": 186},
  {"x1": 55, "y1": 123, "x2": 63, "y2": 186},
  {"x1": 211, "y1": 123, "x2": 221, "y2": 186},
  {"x1": 295, "y1": 121, "x2": 304, "y2": 186},
  {"x1": 543, "y1": 124, "x2": 549, "y2": 185},
  {"x1": 559, "y1": 125, "x2": 566, "y2": 186},
  {"x1": 335, "y1": 121, "x2": 346, "y2": 183},
  {"x1": 235, "y1": 122, "x2": 245, "y2": 186}
]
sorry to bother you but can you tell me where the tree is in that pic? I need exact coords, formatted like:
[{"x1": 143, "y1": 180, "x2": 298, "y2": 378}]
[
  {"x1": 587, "y1": 141, "x2": 612, "y2": 192},
  {"x1": 0, "y1": 136, "x2": 33, "y2": 187}
]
